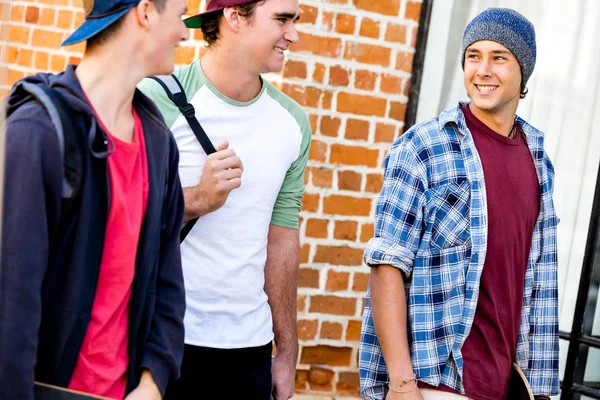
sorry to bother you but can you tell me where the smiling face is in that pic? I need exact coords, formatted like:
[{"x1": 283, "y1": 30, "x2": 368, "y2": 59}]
[
  {"x1": 237, "y1": 0, "x2": 300, "y2": 74},
  {"x1": 463, "y1": 40, "x2": 522, "y2": 120}
]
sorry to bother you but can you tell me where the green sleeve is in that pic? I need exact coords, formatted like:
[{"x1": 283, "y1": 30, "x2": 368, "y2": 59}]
[
  {"x1": 270, "y1": 108, "x2": 312, "y2": 229},
  {"x1": 137, "y1": 60, "x2": 202, "y2": 128}
]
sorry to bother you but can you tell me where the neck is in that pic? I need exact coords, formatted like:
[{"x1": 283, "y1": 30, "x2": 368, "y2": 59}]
[
  {"x1": 76, "y1": 43, "x2": 146, "y2": 142},
  {"x1": 201, "y1": 47, "x2": 262, "y2": 102},
  {"x1": 467, "y1": 102, "x2": 517, "y2": 137}
]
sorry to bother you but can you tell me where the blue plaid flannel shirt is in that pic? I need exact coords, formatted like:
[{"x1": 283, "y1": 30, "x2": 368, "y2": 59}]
[{"x1": 359, "y1": 104, "x2": 559, "y2": 399}]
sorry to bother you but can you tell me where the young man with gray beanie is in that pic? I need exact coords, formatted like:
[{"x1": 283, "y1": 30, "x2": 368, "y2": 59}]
[{"x1": 359, "y1": 8, "x2": 559, "y2": 400}]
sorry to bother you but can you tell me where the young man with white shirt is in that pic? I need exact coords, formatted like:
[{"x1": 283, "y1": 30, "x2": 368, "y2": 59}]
[{"x1": 139, "y1": 0, "x2": 310, "y2": 399}]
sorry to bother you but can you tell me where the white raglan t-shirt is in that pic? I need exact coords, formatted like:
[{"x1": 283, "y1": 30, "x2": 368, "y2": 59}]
[{"x1": 139, "y1": 60, "x2": 311, "y2": 348}]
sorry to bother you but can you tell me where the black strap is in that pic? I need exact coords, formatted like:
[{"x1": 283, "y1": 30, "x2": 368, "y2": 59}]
[{"x1": 149, "y1": 74, "x2": 216, "y2": 242}]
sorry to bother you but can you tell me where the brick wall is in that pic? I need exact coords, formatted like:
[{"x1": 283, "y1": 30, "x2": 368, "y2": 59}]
[{"x1": 0, "y1": 0, "x2": 422, "y2": 397}]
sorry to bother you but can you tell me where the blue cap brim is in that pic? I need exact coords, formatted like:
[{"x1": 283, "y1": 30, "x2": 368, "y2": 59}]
[{"x1": 61, "y1": 6, "x2": 132, "y2": 46}]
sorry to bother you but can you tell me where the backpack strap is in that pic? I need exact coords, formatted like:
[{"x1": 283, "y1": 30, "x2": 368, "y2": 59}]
[
  {"x1": 148, "y1": 74, "x2": 216, "y2": 154},
  {"x1": 7, "y1": 82, "x2": 84, "y2": 201},
  {"x1": 6, "y1": 81, "x2": 86, "y2": 229},
  {"x1": 149, "y1": 74, "x2": 217, "y2": 242}
]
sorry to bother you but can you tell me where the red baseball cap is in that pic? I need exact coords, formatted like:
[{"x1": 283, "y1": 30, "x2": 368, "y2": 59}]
[{"x1": 184, "y1": 0, "x2": 255, "y2": 29}]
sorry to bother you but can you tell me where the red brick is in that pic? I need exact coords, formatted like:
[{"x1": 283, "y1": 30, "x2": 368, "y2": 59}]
[
  {"x1": 381, "y1": 73, "x2": 402, "y2": 94},
  {"x1": 360, "y1": 18, "x2": 380, "y2": 38},
  {"x1": 57, "y1": 10, "x2": 73, "y2": 30},
  {"x1": 334, "y1": 221, "x2": 358, "y2": 241},
  {"x1": 297, "y1": 295, "x2": 307, "y2": 312},
  {"x1": 403, "y1": 78, "x2": 412, "y2": 98},
  {"x1": 309, "y1": 294, "x2": 356, "y2": 315},
  {"x1": 411, "y1": 26, "x2": 419, "y2": 48},
  {"x1": 34, "y1": 51, "x2": 49, "y2": 70},
  {"x1": 337, "y1": 371, "x2": 360, "y2": 395},
  {"x1": 299, "y1": 4, "x2": 318, "y2": 24},
  {"x1": 330, "y1": 144, "x2": 379, "y2": 167},
  {"x1": 355, "y1": 70, "x2": 377, "y2": 91},
  {"x1": 31, "y1": 29, "x2": 62, "y2": 48},
  {"x1": 386, "y1": 23, "x2": 407, "y2": 43},
  {"x1": 299, "y1": 268, "x2": 320, "y2": 288},
  {"x1": 300, "y1": 345, "x2": 353, "y2": 367},
  {"x1": 360, "y1": 223, "x2": 374, "y2": 242},
  {"x1": 325, "y1": 269, "x2": 350, "y2": 291},
  {"x1": 281, "y1": 83, "x2": 321, "y2": 108},
  {"x1": 300, "y1": 243, "x2": 310, "y2": 263},
  {"x1": 345, "y1": 118, "x2": 370, "y2": 141},
  {"x1": 50, "y1": 54, "x2": 66, "y2": 72},
  {"x1": 297, "y1": 319, "x2": 318, "y2": 340},
  {"x1": 335, "y1": 13, "x2": 356, "y2": 34},
  {"x1": 313, "y1": 63, "x2": 326, "y2": 83},
  {"x1": 10, "y1": 5, "x2": 25, "y2": 22},
  {"x1": 329, "y1": 65, "x2": 350, "y2": 86},
  {"x1": 309, "y1": 114, "x2": 318, "y2": 133},
  {"x1": 25, "y1": 6, "x2": 39, "y2": 23},
  {"x1": 314, "y1": 245, "x2": 364, "y2": 266},
  {"x1": 17, "y1": 49, "x2": 33, "y2": 67},
  {"x1": 353, "y1": 0, "x2": 400, "y2": 16},
  {"x1": 295, "y1": 369, "x2": 308, "y2": 392},
  {"x1": 344, "y1": 42, "x2": 391, "y2": 67},
  {"x1": 375, "y1": 123, "x2": 396, "y2": 143},
  {"x1": 9, "y1": 25, "x2": 30, "y2": 44},
  {"x1": 346, "y1": 320, "x2": 363, "y2": 341},
  {"x1": 308, "y1": 367, "x2": 334, "y2": 391},
  {"x1": 311, "y1": 167, "x2": 333, "y2": 188},
  {"x1": 175, "y1": 46, "x2": 195, "y2": 65},
  {"x1": 337, "y1": 93, "x2": 386, "y2": 117},
  {"x1": 405, "y1": 1, "x2": 422, "y2": 21},
  {"x1": 322, "y1": 11, "x2": 334, "y2": 32},
  {"x1": 396, "y1": 51, "x2": 414, "y2": 72},
  {"x1": 323, "y1": 195, "x2": 371, "y2": 216},
  {"x1": 338, "y1": 170, "x2": 362, "y2": 191},
  {"x1": 302, "y1": 192, "x2": 320, "y2": 212},
  {"x1": 306, "y1": 218, "x2": 328, "y2": 239},
  {"x1": 366, "y1": 173, "x2": 383, "y2": 193},
  {"x1": 8, "y1": 68, "x2": 25, "y2": 85},
  {"x1": 6, "y1": 46, "x2": 18, "y2": 64},
  {"x1": 320, "y1": 321, "x2": 343, "y2": 340},
  {"x1": 320, "y1": 116, "x2": 340, "y2": 137},
  {"x1": 389, "y1": 101, "x2": 407, "y2": 122},
  {"x1": 322, "y1": 91, "x2": 333, "y2": 110},
  {"x1": 353, "y1": 272, "x2": 370, "y2": 291},
  {"x1": 39, "y1": 8, "x2": 55, "y2": 26},
  {"x1": 283, "y1": 60, "x2": 307, "y2": 79},
  {"x1": 309, "y1": 139, "x2": 327, "y2": 162}
]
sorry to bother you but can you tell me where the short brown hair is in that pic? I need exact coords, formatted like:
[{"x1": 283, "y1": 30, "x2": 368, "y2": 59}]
[
  {"x1": 200, "y1": 0, "x2": 262, "y2": 48},
  {"x1": 86, "y1": 0, "x2": 168, "y2": 52}
]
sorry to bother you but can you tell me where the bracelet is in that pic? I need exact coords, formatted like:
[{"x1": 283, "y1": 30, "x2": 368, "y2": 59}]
[{"x1": 388, "y1": 375, "x2": 418, "y2": 393}]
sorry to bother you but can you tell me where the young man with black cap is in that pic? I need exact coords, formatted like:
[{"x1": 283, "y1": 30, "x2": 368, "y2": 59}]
[
  {"x1": 359, "y1": 8, "x2": 559, "y2": 400},
  {"x1": 0, "y1": 0, "x2": 189, "y2": 399},
  {"x1": 139, "y1": 0, "x2": 310, "y2": 399}
]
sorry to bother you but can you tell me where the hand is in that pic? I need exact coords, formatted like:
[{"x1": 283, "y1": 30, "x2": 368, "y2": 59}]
[
  {"x1": 271, "y1": 355, "x2": 296, "y2": 400},
  {"x1": 186, "y1": 141, "x2": 243, "y2": 218},
  {"x1": 385, "y1": 386, "x2": 423, "y2": 400},
  {"x1": 124, "y1": 370, "x2": 161, "y2": 400}
]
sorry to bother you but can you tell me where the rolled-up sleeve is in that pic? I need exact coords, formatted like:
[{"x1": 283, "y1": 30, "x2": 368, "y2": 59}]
[{"x1": 364, "y1": 137, "x2": 427, "y2": 277}]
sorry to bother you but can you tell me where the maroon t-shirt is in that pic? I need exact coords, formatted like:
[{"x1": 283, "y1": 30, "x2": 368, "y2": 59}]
[
  {"x1": 462, "y1": 104, "x2": 540, "y2": 399},
  {"x1": 420, "y1": 104, "x2": 540, "y2": 399}
]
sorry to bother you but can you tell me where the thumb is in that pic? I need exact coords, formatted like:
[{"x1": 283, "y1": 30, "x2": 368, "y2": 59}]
[{"x1": 216, "y1": 141, "x2": 229, "y2": 151}]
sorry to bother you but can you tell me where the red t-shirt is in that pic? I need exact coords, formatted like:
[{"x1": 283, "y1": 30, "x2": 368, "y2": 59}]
[
  {"x1": 68, "y1": 108, "x2": 149, "y2": 399},
  {"x1": 420, "y1": 105, "x2": 539, "y2": 399}
]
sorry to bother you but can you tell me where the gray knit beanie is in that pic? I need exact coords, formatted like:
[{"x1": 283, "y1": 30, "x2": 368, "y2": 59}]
[{"x1": 461, "y1": 8, "x2": 536, "y2": 88}]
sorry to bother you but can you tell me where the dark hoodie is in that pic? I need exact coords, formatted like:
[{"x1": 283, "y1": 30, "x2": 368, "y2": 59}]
[{"x1": 0, "y1": 66, "x2": 186, "y2": 400}]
